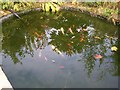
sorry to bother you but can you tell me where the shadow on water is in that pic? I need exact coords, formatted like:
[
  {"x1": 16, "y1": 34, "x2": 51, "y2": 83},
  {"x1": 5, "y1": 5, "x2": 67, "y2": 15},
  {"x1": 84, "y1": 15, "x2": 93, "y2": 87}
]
[{"x1": 1, "y1": 10, "x2": 119, "y2": 88}]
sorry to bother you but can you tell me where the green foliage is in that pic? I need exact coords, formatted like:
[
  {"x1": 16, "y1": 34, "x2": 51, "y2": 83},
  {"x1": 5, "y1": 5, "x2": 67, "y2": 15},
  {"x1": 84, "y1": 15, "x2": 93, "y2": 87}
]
[
  {"x1": 1, "y1": 2, "x2": 14, "y2": 10},
  {"x1": 103, "y1": 8, "x2": 118, "y2": 17},
  {"x1": 41, "y1": 2, "x2": 61, "y2": 12},
  {"x1": 0, "y1": 1, "x2": 33, "y2": 11},
  {"x1": 77, "y1": 2, "x2": 118, "y2": 20},
  {"x1": 0, "y1": 1, "x2": 61, "y2": 12}
]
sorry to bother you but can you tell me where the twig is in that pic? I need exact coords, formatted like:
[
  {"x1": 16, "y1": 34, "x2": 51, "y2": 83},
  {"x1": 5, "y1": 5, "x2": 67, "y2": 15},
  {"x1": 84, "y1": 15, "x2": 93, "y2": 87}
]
[{"x1": 8, "y1": 9, "x2": 21, "y2": 19}]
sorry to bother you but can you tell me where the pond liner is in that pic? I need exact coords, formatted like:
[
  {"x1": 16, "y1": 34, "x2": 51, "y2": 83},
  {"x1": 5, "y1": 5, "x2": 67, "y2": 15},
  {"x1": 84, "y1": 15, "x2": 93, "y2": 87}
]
[{"x1": 0, "y1": 67, "x2": 13, "y2": 89}]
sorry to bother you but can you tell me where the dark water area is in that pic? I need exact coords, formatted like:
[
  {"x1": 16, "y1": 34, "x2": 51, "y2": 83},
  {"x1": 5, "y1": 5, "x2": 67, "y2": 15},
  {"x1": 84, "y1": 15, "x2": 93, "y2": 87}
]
[{"x1": 1, "y1": 10, "x2": 119, "y2": 88}]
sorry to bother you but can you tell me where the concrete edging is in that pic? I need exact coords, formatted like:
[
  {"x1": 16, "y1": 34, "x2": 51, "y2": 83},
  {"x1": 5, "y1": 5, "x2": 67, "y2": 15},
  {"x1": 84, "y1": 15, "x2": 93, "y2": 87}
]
[{"x1": 0, "y1": 67, "x2": 13, "y2": 89}]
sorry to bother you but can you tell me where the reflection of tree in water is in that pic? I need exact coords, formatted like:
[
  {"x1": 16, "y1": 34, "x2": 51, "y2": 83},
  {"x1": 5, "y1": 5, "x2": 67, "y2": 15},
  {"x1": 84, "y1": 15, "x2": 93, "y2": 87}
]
[
  {"x1": 83, "y1": 34, "x2": 118, "y2": 78},
  {"x1": 1, "y1": 10, "x2": 119, "y2": 79},
  {"x1": 2, "y1": 18, "x2": 48, "y2": 63},
  {"x1": 48, "y1": 27, "x2": 88, "y2": 56},
  {"x1": 48, "y1": 24, "x2": 118, "y2": 78}
]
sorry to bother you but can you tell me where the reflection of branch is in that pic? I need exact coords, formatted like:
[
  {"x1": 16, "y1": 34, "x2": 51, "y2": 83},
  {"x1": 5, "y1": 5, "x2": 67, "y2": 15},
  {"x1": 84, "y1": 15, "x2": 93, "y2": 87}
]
[{"x1": 96, "y1": 70, "x2": 106, "y2": 81}]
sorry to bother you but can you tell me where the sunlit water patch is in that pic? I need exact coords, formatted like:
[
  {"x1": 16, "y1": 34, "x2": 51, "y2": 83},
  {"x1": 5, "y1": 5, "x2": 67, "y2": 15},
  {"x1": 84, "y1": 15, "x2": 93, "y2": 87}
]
[{"x1": 1, "y1": 10, "x2": 119, "y2": 88}]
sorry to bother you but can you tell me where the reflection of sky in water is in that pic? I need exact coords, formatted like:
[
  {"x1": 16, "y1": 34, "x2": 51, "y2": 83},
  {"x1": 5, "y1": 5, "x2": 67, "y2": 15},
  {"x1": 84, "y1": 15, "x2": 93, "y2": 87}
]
[
  {"x1": 1, "y1": 10, "x2": 118, "y2": 88},
  {"x1": 3, "y1": 45, "x2": 118, "y2": 88}
]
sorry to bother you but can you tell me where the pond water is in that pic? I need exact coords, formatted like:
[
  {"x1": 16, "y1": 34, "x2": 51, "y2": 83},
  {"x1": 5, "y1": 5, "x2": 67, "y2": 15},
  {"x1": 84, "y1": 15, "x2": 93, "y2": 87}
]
[{"x1": 1, "y1": 10, "x2": 119, "y2": 88}]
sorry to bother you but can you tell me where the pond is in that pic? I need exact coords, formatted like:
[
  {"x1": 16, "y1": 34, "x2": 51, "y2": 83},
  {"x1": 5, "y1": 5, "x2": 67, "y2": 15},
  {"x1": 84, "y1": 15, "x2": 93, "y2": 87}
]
[{"x1": 1, "y1": 10, "x2": 119, "y2": 88}]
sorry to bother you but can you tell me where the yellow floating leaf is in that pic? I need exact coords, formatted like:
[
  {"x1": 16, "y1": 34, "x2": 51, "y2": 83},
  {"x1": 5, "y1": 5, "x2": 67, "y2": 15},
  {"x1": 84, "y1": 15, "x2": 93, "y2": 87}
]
[
  {"x1": 111, "y1": 46, "x2": 118, "y2": 52},
  {"x1": 60, "y1": 27, "x2": 64, "y2": 34}
]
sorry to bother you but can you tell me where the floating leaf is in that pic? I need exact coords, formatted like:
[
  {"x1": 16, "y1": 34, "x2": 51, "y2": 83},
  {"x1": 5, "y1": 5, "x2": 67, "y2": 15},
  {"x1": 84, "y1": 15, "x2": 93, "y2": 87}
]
[
  {"x1": 60, "y1": 27, "x2": 64, "y2": 34},
  {"x1": 67, "y1": 43, "x2": 71, "y2": 47},
  {"x1": 94, "y1": 36, "x2": 101, "y2": 39},
  {"x1": 111, "y1": 46, "x2": 118, "y2": 52},
  {"x1": 94, "y1": 54, "x2": 103, "y2": 59},
  {"x1": 80, "y1": 35, "x2": 84, "y2": 42},
  {"x1": 71, "y1": 36, "x2": 75, "y2": 39},
  {"x1": 68, "y1": 28, "x2": 74, "y2": 34},
  {"x1": 80, "y1": 37, "x2": 84, "y2": 42}
]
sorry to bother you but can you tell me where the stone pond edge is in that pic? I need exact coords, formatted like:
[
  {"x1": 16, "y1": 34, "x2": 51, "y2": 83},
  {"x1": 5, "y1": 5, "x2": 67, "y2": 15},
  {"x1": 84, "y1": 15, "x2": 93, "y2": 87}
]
[{"x1": 0, "y1": 6, "x2": 120, "y2": 25}]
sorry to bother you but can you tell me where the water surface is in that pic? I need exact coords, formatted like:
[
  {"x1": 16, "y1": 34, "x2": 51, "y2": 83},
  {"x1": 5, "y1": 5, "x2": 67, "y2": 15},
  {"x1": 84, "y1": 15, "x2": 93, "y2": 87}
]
[{"x1": 1, "y1": 10, "x2": 119, "y2": 88}]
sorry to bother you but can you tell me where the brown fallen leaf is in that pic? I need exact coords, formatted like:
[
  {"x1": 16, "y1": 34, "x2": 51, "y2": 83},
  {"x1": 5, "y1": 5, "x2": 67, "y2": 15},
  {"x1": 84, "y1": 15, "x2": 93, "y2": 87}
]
[
  {"x1": 94, "y1": 36, "x2": 101, "y2": 39},
  {"x1": 67, "y1": 43, "x2": 72, "y2": 47},
  {"x1": 68, "y1": 28, "x2": 74, "y2": 34}
]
